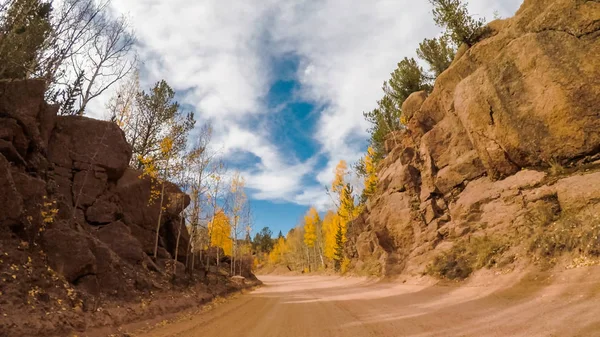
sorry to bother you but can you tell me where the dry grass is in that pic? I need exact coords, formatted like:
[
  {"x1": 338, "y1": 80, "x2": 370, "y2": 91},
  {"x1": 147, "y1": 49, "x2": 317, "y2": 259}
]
[
  {"x1": 427, "y1": 236, "x2": 509, "y2": 280},
  {"x1": 528, "y1": 212, "x2": 600, "y2": 260},
  {"x1": 354, "y1": 258, "x2": 382, "y2": 277},
  {"x1": 548, "y1": 159, "x2": 566, "y2": 176}
]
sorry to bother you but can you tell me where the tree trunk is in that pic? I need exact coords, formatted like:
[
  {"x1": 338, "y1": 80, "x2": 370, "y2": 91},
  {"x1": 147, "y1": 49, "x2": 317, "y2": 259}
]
[
  {"x1": 205, "y1": 250, "x2": 210, "y2": 272},
  {"x1": 153, "y1": 180, "x2": 167, "y2": 259},
  {"x1": 231, "y1": 251, "x2": 234, "y2": 276},
  {"x1": 318, "y1": 245, "x2": 325, "y2": 269},
  {"x1": 305, "y1": 247, "x2": 311, "y2": 272},
  {"x1": 191, "y1": 250, "x2": 195, "y2": 273},
  {"x1": 185, "y1": 228, "x2": 192, "y2": 273},
  {"x1": 173, "y1": 198, "x2": 184, "y2": 277},
  {"x1": 198, "y1": 250, "x2": 203, "y2": 273}
]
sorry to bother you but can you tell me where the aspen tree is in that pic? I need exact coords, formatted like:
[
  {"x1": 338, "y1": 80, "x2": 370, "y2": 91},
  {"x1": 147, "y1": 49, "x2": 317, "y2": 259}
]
[
  {"x1": 209, "y1": 210, "x2": 233, "y2": 256},
  {"x1": 228, "y1": 172, "x2": 247, "y2": 276}
]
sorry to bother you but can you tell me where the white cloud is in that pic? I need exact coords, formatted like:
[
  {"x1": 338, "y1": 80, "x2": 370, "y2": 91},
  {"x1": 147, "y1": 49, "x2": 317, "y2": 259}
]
[
  {"x1": 267, "y1": 0, "x2": 523, "y2": 190},
  {"x1": 105, "y1": 0, "x2": 524, "y2": 211}
]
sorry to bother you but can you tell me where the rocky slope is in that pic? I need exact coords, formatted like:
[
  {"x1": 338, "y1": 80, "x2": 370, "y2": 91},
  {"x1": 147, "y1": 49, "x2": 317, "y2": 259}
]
[
  {"x1": 0, "y1": 79, "x2": 255, "y2": 336},
  {"x1": 346, "y1": 0, "x2": 600, "y2": 277}
]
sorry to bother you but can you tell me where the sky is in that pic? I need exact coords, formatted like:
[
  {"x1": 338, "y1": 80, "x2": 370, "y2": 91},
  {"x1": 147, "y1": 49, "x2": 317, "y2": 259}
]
[{"x1": 92, "y1": 0, "x2": 523, "y2": 236}]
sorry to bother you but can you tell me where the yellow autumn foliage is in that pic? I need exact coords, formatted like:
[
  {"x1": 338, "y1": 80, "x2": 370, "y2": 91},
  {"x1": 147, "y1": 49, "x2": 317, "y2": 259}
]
[
  {"x1": 363, "y1": 146, "x2": 378, "y2": 200},
  {"x1": 322, "y1": 211, "x2": 343, "y2": 260},
  {"x1": 268, "y1": 237, "x2": 288, "y2": 264},
  {"x1": 159, "y1": 136, "x2": 174, "y2": 155},
  {"x1": 331, "y1": 160, "x2": 348, "y2": 195},
  {"x1": 209, "y1": 210, "x2": 232, "y2": 256},
  {"x1": 303, "y1": 207, "x2": 319, "y2": 248}
]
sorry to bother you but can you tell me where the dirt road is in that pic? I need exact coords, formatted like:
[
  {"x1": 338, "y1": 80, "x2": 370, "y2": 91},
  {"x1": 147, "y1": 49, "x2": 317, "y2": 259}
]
[{"x1": 139, "y1": 271, "x2": 600, "y2": 337}]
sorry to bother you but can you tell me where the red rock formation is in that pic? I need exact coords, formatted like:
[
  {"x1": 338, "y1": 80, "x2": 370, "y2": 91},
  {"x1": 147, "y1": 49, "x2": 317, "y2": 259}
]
[
  {"x1": 0, "y1": 78, "x2": 191, "y2": 294},
  {"x1": 348, "y1": 0, "x2": 600, "y2": 277}
]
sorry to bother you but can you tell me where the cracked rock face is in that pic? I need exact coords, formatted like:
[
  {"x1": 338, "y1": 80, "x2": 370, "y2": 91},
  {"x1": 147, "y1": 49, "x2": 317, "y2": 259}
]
[
  {"x1": 0, "y1": 78, "x2": 191, "y2": 295},
  {"x1": 347, "y1": 0, "x2": 600, "y2": 276}
]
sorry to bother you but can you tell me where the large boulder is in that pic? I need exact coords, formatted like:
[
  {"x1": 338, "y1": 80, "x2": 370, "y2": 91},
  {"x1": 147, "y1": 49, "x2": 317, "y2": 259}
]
[
  {"x1": 0, "y1": 79, "x2": 56, "y2": 152},
  {"x1": 116, "y1": 168, "x2": 190, "y2": 229},
  {"x1": 554, "y1": 172, "x2": 600, "y2": 212},
  {"x1": 72, "y1": 169, "x2": 108, "y2": 207},
  {"x1": 401, "y1": 91, "x2": 428, "y2": 121},
  {"x1": 453, "y1": 2, "x2": 600, "y2": 177},
  {"x1": 0, "y1": 118, "x2": 28, "y2": 157},
  {"x1": 95, "y1": 221, "x2": 145, "y2": 264},
  {"x1": 115, "y1": 168, "x2": 163, "y2": 230},
  {"x1": 48, "y1": 116, "x2": 131, "y2": 179},
  {"x1": 128, "y1": 222, "x2": 157, "y2": 255},
  {"x1": 85, "y1": 197, "x2": 119, "y2": 224},
  {"x1": 42, "y1": 227, "x2": 97, "y2": 283}
]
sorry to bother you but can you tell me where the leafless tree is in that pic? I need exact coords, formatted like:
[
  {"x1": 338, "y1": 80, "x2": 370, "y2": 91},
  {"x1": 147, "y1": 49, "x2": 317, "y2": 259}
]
[
  {"x1": 72, "y1": 13, "x2": 136, "y2": 115},
  {"x1": 185, "y1": 125, "x2": 219, "y2": 273},
  {"x1": 205, "y1": 160, "x2": 227, "y2": 270},
  {"x1": 41, "y1": 0, "x2": 112, "y2": 85}
]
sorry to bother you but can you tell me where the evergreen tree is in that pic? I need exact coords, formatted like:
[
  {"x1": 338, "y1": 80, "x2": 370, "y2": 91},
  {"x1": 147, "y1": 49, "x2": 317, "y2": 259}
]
[
  {"x1": 58, "y1": 70, "x2": 85, "y2": 116},
  {"x1": 253, "y1": 227, "x2": 275, "y2": 253},
  {"x1": 129, "y1": 80, "x2": 195, "y2": 170},
  {"x1": 364, "y1": 58, "x2": 429, "y2": 161},
  {"x1": 384, "y1": 57, "x2": 431, "y2": 106},
  {"x1": 417, "y1": 36, "x2": 456, "y2": 78},
  {"x1": 429, "y1": 0, "x2": 486, "y2": 47},
  {"x1": 333, "y1": 223, "x2": 344, "y2": 271},
  {"x1": 0, "y1": 0, "x2": 52, "y2": 79}
]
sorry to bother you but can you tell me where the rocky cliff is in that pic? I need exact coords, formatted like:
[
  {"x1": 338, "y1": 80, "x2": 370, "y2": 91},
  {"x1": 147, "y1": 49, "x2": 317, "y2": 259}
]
[
  {"x1": 0, "y1": 79, "x2": 253, "y2": 336},
  {"x1": 0, "y1": 78, "x2": 192, "y2": 288},
  {"x1": 347, "y1": 0, "x2": 600, "y2": 278}
]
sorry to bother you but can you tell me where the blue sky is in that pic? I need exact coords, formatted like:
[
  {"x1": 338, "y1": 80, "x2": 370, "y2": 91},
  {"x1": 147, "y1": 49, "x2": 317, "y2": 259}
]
[{"x1": 94, "y1": 0, "x2": 524, "y2": 236}]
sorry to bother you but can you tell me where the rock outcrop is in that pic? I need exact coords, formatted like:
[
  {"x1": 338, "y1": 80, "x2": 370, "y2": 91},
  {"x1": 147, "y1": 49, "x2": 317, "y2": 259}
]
[
  {"x1": 0, "y1": 78, "x2": 191, "y2": 295},
  {"x1": 347, "y1": 0, "x2": 600, "y2": 277}
]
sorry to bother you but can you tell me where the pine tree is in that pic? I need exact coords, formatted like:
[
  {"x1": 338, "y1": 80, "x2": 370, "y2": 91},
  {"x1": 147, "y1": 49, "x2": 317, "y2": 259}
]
[
  {"x1": 338, "y1": 183, "x2": 356, "y2": 223},
  {"x1": 0, "y1": 0, "x2": 52, "y2": 79},
  {"x1": 130, "y1": 80, "x2": 195, "y2": 170},
  {"x1": 384, "y1": 58, "x2": 431, "y2": 106},
  {"x1": 429, "y1": 0, "x2": 486, "y2": 47},
  {"x1": 253, "y1": 227, "x2": 274, "y2": 253},
  {"x1": 364, "y1": 58, "x2": 430, "y2": 160},
  {"x1": 327, "y1": 160, "x2": 359, "y2": 272},
  {"x1": 58, "y1": 70, "x2": 85, "y2": 116},
  {"x1": 333, "y1": 223, "x2": 345, "y2": 271},
  {"x1": 417, "y1": 36, "x2": 456, "y2": 78}
]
